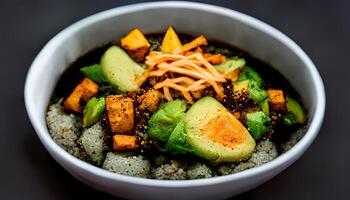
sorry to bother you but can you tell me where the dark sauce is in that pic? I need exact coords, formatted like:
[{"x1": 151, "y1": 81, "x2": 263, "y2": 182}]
[{"x1": 52, "y1": 34, "x2": 305, "y2": 153}]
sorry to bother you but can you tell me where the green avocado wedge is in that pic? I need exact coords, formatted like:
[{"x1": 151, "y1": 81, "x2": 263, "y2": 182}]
[
  {"x1": 100, "y1": 46, "x2": 146, "y2": 92},
  {"x1": 184, "y1": 97, "x2": 255, "y2": 163},
  {"x1": 286, "y1": 97, "x2": 306, "y2": 124}
]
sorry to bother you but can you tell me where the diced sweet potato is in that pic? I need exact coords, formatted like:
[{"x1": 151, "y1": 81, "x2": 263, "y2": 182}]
[
  {"x1": 106, "y1": 95, "x2": 134, "y2": 134},
  {"x1": 64, "y1": 78, "x2": 99, "y2": 112},
  {"x1": 120, "y1": 28, "x2": 150, "y2": 62},
  {"x1": 267, "y1": 89, "x2": 286, "y2": 111},
  {"x1": 182, "y1": 35, "x2": 208, "y2": 52},
  {"x1": 204, "y1": 53, "x2": 227, "y2": 65},
  {"x1": 113, "y1": 135, "x2": 139, "y2": 151},
  {"x1": 137, "y1": 89, "x2": 163, "y2": 112},
  {"x1": 161, "y1": 27, "x2": 183, "y2": 54}
]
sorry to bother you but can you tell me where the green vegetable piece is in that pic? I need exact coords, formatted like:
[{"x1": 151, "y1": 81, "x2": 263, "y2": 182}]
[
  {"x1": 165, "y1": 121, "x2": 192, "y2": 154},
  {"x1": 259, "y1": 98, "x2": 270, "y2": 115},
  {"x1": 80, "y1": 64, "x2": 107, "y2": 83},
  {"x1": 233, "y1": 80, "x2": 249, "y2": 93},
  {"x1": 101, "y1": 46, "x2": 146, "y2": 92},
  {"x1": 237, "y1": 67, "x2": 264, "y2": 87},
  {"x1": 283, "y1": 112, "x2": 299, "y2": 126},
  {"x1": 245, "y1": 111, "x2": 271, "y2": 140},
  {"x1": 83, "y1": 97, "x2": 106, "y2": 128},
  {"x1": 286, "y1": 97, "x2": 306, "y2": 124},
  {"x1": 185, "y1": 97, "x2": 255, "y2": 163},
  {"x1": 148, "y1": 100, "x2": 187, "y2": 142},
  {"x1": 215, "y1": 57, "x2": 245, "y2": 74},
  {"x1": 248, "y1": 82, "x2": 269, "y2": 103}
]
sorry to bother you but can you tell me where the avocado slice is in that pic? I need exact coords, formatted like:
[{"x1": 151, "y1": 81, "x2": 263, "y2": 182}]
[
  {"x1": 215, "y1": 57, "x2": 245, "y2": 81},
  {"x1": 83, "y1": 97, "x2": 106, "y2": 128},
  {"x1": 148, "y1": 100, "x2": 187, "y2": 142},
  {"x1": 237, "y1": 67, "x2": 264, "y2": 87},
  {"x1": 233, "y1": 80, "x2": 249, "y2": 93},
  {"x1": 245, "y1": 111, "x2": 271, "y2": 140},
  {"x1": 101, "y1": 46, "x2": 146, "y2": 92},
  {"x1": 80, "y1": 64, "x2": 107, "y2": 83},
  {"x1": 259, "y1": 98, "x2": 270, "y2": 115},
  {"x1": 165, "y1": 121, "x2": 192, "y2": 154},
  {"x1": 185, "y1": 97, "x2": 255, "y2": 163},
  {"x1": 286, "y1": 97, "x2": 306, "y2": 124}
]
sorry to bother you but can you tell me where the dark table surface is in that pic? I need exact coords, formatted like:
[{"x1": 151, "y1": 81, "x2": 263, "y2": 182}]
[{"x1": 1, "y1": 0, "x2": 349, "y2": 199}]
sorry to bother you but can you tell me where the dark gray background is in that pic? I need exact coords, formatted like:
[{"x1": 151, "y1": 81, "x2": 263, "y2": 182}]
[{"x1": 0, "y1": 0, "x2": 348, "y2": 199}]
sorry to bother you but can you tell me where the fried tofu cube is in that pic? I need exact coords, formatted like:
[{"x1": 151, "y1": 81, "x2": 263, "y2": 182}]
[
  {"x1": 204, "y1": 53, "x2": 227, "y2": 65},
  {"x1": 137, "y1": 89, "x2": 163, "y2": 112},
  {"x1": 120, "y1": 28, "x2": 150, "y2": 62},
  {"x1": 113, "y1": 135, "x2": 139, "y2": 151},
  {"x1": 64, "y1": 78, "x2": 99, "y2": 112},
  {"x1": 106, "y1": 95, "x2": 134, "y2": 134},
  {"x1": 267, "y1": 89, "x2": 286, "y2": 111}
]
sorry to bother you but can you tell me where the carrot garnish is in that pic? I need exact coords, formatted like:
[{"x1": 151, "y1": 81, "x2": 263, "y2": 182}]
[{"x1": 144, "y1": 51, "x2": 227, "y2": 103}]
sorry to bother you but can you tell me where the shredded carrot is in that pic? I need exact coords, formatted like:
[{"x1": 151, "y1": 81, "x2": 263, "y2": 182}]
[
  {"x1": 145, "y1": 50, "x2": 227, "y2": 103},
  {"x1": 163, "y1": 86, "x2": 173, "y2": 101}
]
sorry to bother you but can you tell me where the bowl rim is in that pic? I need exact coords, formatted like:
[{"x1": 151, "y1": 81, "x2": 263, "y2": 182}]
[{"x1": 25, "y1": 1, "x2": 325, "y2": 188}]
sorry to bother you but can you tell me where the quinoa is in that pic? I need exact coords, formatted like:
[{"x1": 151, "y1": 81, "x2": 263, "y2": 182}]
[
  {"x1": 102, "y1": 152, "x2": 151, "y2": 178},
  {"x1": 234, "y1": 139, "x2": 278, "y2": 173},
  {"x1": 187, "y1": 162, "x2": 213, "y2": 179},
  {"x1": 46, "y1": 100, "x2": 86, "y2": 159},
  {"x1": 78, "y1": 122, "x2": 109, "y2": 166},
  {"x1": 151, "y1": 160, "x2": 187, "y2": 180},
  {"x1": 152, "y1": 154, "x2": 167, "y2": 167},
  {"x1": 216, "y1": 163, "x2": 235, "y2": 176},
  {"x1": 281, "y1": 127, "x2": 306, "y2": 152}
]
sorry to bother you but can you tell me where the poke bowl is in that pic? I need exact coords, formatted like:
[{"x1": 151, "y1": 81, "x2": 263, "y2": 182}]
[{"x1": 24, "y1": 2, "x2": 325, "y2": 200}]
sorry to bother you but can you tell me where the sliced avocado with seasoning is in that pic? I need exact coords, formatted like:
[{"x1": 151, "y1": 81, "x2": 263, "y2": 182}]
[
  {"x1": 185, "y1": 97, "x2": 255, "y2": 163},
  {"x1": 286, "y1": 97, "x2": 306, "y2": 124},
  {"x1": 101, "y1": 46, "x2": 146, "y2": 92}
]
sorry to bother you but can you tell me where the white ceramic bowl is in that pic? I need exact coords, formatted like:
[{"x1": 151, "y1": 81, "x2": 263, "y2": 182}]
[{"x1": 25, "y1": 2, "x2": 325, "y2": 200}]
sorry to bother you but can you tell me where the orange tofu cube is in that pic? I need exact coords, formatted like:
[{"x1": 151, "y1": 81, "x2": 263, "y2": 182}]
[
  {"x1": 113, "y1": 135, "x2": 139, "y2": 151},
  {"x1": 120, "y1": 28, "x2": 150, "y2": 62},
  {"x1": 64, "y1": 78, "x2": 99, "y2": 112},
  {"x1": 136, "y1": 89, "x2": 162, "y2": 112},
  {"x1": 267, "y1": 89, "x2": 286, "y2": 111},
  {"x1": 106, "y1": 95, "x2": 134, "y2": 134}
]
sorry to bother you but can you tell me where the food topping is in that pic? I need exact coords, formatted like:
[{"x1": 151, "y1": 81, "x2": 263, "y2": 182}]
[
  {"x1": 113, "y1": 135, "x2": 139, "y2": 151},
  {"x1": 64, "y1": 78, "x2": 99, "y2": 112},
  {"x1": 145, "y1": 52, "x2": 227, "y2": 103},
  {"x1": 267, "y1": 89, "x2": 286, "y2": 112},
  {"x1": 120, "y1": 28, "x2": 150, "y2": 62},
  {"x1": 83, "y1": 97, "x2": 106, "y2": 128},
  {"x1": 101, "y1": 46, "x2": 146, "y2": 92},
  {"x1": 106, "y1": 95, "x2": 134, "y2": 134},
  {"x1": 53, "y1": 27, "x2": 307, "y2": 179}
]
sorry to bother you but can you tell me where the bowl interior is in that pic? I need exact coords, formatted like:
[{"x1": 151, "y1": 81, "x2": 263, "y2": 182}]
[{"x1": 25, "y1": 2, "x2": 324, "y2": 190}]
